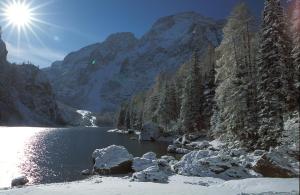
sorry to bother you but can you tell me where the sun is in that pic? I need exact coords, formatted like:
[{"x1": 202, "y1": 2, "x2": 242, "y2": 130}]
[
  {"x1": 4, "y1": 1, "x2": 33, "y2": 28},
  {"x1": 1, "y1": 0, "x2": 35, "y2": 29}
]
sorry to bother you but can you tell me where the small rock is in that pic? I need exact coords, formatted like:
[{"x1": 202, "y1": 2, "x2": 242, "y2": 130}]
[
  {"x1": 142, "y1": 152, "x2": 157, "y2": 160},
  {"x1": 11, "y1": 176, "x2": 29, "y2": 187},
  {"x1": 253, "y1": 150, "x2": 265, "y2": 156},
  {"x1": 81, "y1": 169, "x2": 90, "y2": 175},
  {"x1": 160, "y1": 155, "x2": 176, "y2": 162},
  {"x1": 230, "y1": 148, "x2": 246, "y2": 157}
]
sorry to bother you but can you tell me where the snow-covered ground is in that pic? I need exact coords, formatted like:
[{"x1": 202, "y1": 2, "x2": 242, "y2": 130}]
[{"x1": 0, "y1": 175, "x2": 298, "y2": 195}]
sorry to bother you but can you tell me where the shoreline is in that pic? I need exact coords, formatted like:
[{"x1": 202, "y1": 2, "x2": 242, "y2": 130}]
[{"x1": 0, "y1": 175, "x2": 298, "y2": 195}]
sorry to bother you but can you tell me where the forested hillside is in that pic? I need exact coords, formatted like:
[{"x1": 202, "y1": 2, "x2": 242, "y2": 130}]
[{"x1": 117, "y1": 1, "x2": 300, "y2": 150}]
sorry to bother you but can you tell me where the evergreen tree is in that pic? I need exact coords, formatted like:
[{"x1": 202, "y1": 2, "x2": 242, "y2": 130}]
[
  {"x1": 202, "y1": 43, "x2": 217, "y2": 133},
  {"x1": 116, "y1": 103, "x2": 127, "y2": 129},
  {"x1": 180, "y1": 51, "x2": 204, "y2": 134},
  {"x1": 291, "y1": 0, "x2": 300, "y2": 114},
  {"x1": 256, "y1": 0, "x2": 293, "y2": 149},
  {"x1": 157, "y1": 81, "x2": 178, "y2": 131},
  {"x1": 214, "y1": 3, "x2": 258, "y2": 147},
  {"x1": 125, "y1": 105, "x2": 131, "y2": 130}
]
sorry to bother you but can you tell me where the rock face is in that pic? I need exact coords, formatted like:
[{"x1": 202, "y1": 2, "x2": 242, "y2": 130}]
[
  {"x1": 139, "y1": 123, "x2": 161, "y2": 141},
  {"x1": 11, "y1": 176, "x2": 29, "y2": 187},
  {"x1": 253, "y1": 151, "x2": 298, "y2": 178},
  {"x1": 0, "y1": 36, "x2": 63, "y2": 126},
  {"x1": 92, "y1": 145, "x2": 133, "y2": 174},
  {"x1": 43, "y1": 12, "x2": 223, "y2": 114}
]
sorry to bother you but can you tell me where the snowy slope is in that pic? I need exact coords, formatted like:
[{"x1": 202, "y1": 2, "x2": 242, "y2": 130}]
[{"x1": 44, "y1": 12, "x2": 224, "y2": 113}]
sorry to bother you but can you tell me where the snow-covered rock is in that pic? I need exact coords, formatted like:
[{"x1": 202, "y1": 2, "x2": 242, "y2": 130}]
[
  {"x1": 167, "y1": 145, "x2": 191, "y2": 154},
  {"x1": 139, "y1": 123, "x2": 161, "y2": 141},
  {"x1": 11, "y1": 176, "x2": 29, "y2": 187},
  {"x1": 173, "y1": 149, "x2": 254, "y2": 180},
  {"x1": 142, "y1": 152, "x2": 157, "y2": 160},
  {"x1": 186, "y1": 140, "x2": 211, "y2": 150},
  {"x1": 132, "y1": 157, "x2": 157, "y2": 172},
  {"x1": 43, "y1": 12, "x2": 223, "y2": 114},
  {"x1": 132, "y1": 165, "x2": 169, "y2": 183},
  {"x1": 253, "y1": 150, "x2": 298, "y2": 178},
  {"x1": 81, "y1": 169, "x2": 91, "y2": 175},
  {"x1": 92, "y1": 145, "x2": 133, "y2": 174}
]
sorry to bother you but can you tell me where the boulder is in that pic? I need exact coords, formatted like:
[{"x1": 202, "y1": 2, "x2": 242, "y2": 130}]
[
  {"x1": 11, "y1": 176, "x2": 29, "y2": 187},
  {"x1": 253, "y1": 151, "x2": 298, "y2": 178},
  {"x1": 139, "y1": 122, "x2": 161, "y2": 141},
  {"x1": 132, "y1": 165, "x2": 169, "y2": 183},
  {"x1": 92, "y1": 145, "x2": 133, "y2": 174},
  {"x1": 173, "y1": 150, "x2": 254, "y2": 180},
  {"x1": 142, "y1": 152, "x2": 157, "y2": 160},
  {"x1": 132, "y1": 157, "x2": 157, "y2": 172}
]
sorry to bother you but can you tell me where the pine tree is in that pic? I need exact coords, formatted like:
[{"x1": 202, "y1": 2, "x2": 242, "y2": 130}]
[
  {"x1": 157, "y1": 81, "x2": 178, "y2": 131},
  {"x1": 291, "y1": 0, "x2": 300, "y2": 114},
  {"x1": 202, "y1": 43, "x2": 217, "y2": 133},
  {"x1": 214, "y1": 3, "x2": 258, "y2": 147},
  {"x1": 125, "y1": 105, "x2": 131, "y2": 130},
  {"x1": 116, "y1": 103, "x2": 127, "y2": 130},
  {"x1": 180, "y1": 51, "x2": 204, "y2": 134},
  {"x1": 256, "y1": 0, "x2": 293, "y2": 149}
]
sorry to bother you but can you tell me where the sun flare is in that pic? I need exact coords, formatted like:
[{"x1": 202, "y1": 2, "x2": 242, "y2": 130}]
[{"x1": 2, "y1": 1, "x2": 34, "y2": 28}]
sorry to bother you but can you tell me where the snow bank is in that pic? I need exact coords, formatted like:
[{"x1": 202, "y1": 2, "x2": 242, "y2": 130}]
[{"x1": 0, "y1": 176, "x2": 298, "y2": 195}]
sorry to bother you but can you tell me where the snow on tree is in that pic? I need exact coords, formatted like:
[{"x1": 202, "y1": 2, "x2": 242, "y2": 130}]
[
  {"x1": 180, "y1": 51, "x2": 205, "y2": 134},
  {"x1": 256, "y1": 0, "x2": 295, "y2": 149},
  {"x1": 201, "y1": 43, "x2": 217, "y2": 135},
  {"x1": 290, "y1": 0, "x2": 300, "y2": 113},
  {"x1": 213, "y1": 3, "x2": 259, "y2": 148}
]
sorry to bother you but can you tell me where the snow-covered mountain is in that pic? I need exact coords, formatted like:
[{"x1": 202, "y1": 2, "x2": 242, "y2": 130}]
[
  {"x1": 0, "y1": 36, "x2": 64, "y2": 126},
  {"x1": 44, "y1": 12, "x2": 224, "y2": 113}
]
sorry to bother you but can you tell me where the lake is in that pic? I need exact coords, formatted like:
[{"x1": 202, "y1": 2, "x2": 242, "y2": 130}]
[{"x1": 0, "y1": 127, "x2": 168, "y2": 188}]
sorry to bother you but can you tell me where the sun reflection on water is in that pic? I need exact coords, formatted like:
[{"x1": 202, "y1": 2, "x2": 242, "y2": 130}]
[{"x1": 0, "y1": 127, "x2": 47, "y2": 188}]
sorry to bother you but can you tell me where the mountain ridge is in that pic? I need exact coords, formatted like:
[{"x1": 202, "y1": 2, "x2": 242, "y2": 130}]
[{"x1": 43, "y1": 11, "x2": 224, "y2": 114}]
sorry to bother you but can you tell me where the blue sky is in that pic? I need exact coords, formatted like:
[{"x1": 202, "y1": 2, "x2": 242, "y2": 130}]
[{"x1": 0, "y1": 0, "x2": 265, "y2": 68}]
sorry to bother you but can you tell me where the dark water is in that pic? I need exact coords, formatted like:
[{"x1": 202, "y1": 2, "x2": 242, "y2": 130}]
[{"x1": 0, "y1": 127, "x2": 168, "y2": 188}]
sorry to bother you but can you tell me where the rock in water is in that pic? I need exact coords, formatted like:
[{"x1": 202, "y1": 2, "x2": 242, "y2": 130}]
[
  {"x1": 139, "y1": 123, "x2": 161, "y2": 141},
  {"x1": 11, "y1": 176, "x2": 29, "y2": 187},
  {"x1": 81, "y1": 169, "x2": 90, "y2": 175},
  {"x1": 253, "y1": 151, "x2": 298, "y2": 178},
  {"x1": 92, "y1": 145, "x2": 133, "y2": 175}
]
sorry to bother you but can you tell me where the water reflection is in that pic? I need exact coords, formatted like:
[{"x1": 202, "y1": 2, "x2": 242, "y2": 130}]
[{"x1": 0, "y1": 127, "x2": 167, "y2": 188}]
